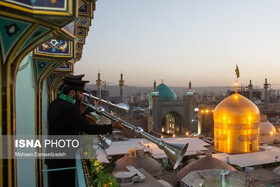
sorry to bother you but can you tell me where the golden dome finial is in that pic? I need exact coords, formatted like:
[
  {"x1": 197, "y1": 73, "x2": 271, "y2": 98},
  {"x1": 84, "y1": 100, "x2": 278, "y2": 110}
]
[{"x1": 235, "y1": 64, "x2": 240, "y2": 93}]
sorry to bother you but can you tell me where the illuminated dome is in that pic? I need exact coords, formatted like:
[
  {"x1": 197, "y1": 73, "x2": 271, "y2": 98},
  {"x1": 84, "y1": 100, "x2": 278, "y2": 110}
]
[
  {"x1": 260, "y1": 115, "x2": 276, "y2": 135},
  {"x1": 214, "y1": 93, "x2": 260, "y2": 153},
  {"x1": 157, "y1": 83, "x2": 177, "y2": 101},
  {"x1": 114, "y1": 148, "x2": 162, "y2": 177},
  {"x1": 175, "y1": 154, "x2": 236, "y2": 186}
]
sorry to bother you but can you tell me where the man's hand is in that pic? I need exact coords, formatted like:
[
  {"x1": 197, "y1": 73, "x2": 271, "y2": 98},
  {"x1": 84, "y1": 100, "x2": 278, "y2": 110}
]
[
  {"x1": 85, "y1": 114, "x2": 96, "y2": 124},
  {"x1": 112, "y1": 120, "x2": 124, "y2": 130},
  {"x1": 94, "y1": 99, "x2": 101, "y2": 106},
  {"x1": 79, "y1": 103, "x2": 87, "y2": 114}
]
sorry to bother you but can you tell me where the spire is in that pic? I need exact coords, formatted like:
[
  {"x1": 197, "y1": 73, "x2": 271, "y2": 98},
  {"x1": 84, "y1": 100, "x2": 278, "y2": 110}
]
[
  {"x1": 153, "y1": 79, "x2": 157, "y2": 91},
  {"x1": 248, "y1": 79, "x2": 253, "y2": 89},
  {"x1": 248, "y1": 79, "x2": 253, "y2": 101},
  {"x1": 96, "y1": 72, "x2": 102, "y2": 98},
  {"x1": 119, "y1": 72, "x2": 125, "y2": 102},
  {"x1": 187, "y1": 80, "x2": 194, "y2": 96},
  {"x1": 264, "y1": 78, "x2": 269, "y2": 105},
  {"x1": 264, "y1": 78, "x2": 269, "y2": 90},
  {"x1": 119, "y1": 72, "x2": 125, "y2": 87}
]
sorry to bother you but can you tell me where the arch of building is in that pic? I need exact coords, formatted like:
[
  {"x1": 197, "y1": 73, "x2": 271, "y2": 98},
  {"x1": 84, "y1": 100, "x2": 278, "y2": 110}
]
[
  {"x1": 153, "y1": 96, "x2": 194, "y2": 135},
  {"x1": 161, "y1": 110, "x2": 183, "y2": 135}
]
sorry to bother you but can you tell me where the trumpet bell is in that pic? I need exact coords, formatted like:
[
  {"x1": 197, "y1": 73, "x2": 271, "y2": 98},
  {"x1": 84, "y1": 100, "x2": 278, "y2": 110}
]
[
  {"x1": 162, "y1": 142, "x2": 189, "y2": 169},
  {"x1": 98, "y1": 135, "x2": 112, "y2": 149},
  {"x1": 116, "y1": 103, "x2": 129, "y2": 112}
]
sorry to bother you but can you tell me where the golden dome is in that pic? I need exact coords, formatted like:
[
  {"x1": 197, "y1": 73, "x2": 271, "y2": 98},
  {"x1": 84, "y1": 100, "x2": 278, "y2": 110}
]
[
  {"x1": 214, "y1": 93, "x2": 260, "y2": 153},
  {"x1": 214, "y1": 93, "x2": 260, "y2": 124}
]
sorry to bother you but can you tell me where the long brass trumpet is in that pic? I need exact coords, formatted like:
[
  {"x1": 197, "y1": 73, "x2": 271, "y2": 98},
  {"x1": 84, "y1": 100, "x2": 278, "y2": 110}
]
[
  {"x1": 83, "y1": 93, "x2": 129, "y2": 112},
  {"x1": 81, "y1": 100, "x2": 188, "y2": 169}
]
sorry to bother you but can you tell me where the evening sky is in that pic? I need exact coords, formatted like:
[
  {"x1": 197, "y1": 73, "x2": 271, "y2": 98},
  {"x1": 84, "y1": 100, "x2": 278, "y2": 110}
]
[{"x1": 75, "y1": 0, "x2": 280, "y2": 88}]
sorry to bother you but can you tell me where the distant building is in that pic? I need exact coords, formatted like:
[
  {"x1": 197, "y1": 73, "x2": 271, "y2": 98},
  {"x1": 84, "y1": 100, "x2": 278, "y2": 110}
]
[{"x1": 197, "y1": 107, "x2": 214, "y2": 137}]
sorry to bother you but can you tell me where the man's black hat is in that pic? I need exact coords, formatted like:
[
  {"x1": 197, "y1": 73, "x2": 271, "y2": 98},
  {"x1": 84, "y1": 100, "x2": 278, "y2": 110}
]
[
  {"x1": 64, "y1": 74, "x2": 85, "y2": 81},
  {"x1": 63, "y1": 75, "x2": 89, "y2": 91}
]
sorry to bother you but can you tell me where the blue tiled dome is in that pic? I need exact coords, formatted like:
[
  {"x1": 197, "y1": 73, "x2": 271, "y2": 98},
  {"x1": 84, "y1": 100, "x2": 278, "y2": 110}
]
[{"x1": 157, "y1": 83, "x2": 177, "y2": 101}]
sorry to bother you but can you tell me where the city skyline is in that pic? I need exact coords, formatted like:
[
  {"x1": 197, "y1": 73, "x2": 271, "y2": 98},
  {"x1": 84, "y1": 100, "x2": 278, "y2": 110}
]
[{"x1": 75, "y1": 0, "x2": 280, "y2": 88}]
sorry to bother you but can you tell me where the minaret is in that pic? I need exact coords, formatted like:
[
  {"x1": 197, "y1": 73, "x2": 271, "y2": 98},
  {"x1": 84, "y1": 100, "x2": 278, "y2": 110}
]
[
  {"x1": 119, "y1": 72, "x2": 125, "y2": 102},
  {"x1": 264, "y1": 78, "x2": 269, "y2": 105},
  {"x1": 96, "y1": 72, "x2": 102, "y2": 98},
  {"x1": 186, "y1": 80, "x2": 194, "y2": 132},
  {"x1": 152, "y1": 79, "x2": 159, "y2": 133},
  {"x1": 248, "y1": 80, "x2": 253, "y2": 101}
]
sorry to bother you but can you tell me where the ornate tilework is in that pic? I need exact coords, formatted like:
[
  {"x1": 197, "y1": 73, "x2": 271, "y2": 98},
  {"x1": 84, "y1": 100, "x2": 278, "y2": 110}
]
[
  {"x1": 56, "y1": 63, "x2": 72, "y2": 72},
  {"x1": 75, "y1": 38, "x2": 85, "y2": 45},
  {"x1": 15, "y1": 25, "x2": 51, "y2": 59},
  {"x1": 79, "y1": 0, "x2": 93, "y2": 17},
  {"x1": 48, "y1": 73, "x2": 58, "y2": 86},
  {"x1": 63, "y1": 21, "x2": 74, "y2": 36},
  {"x1": 35, "y1": 39, "x2": 73, "y2": 57},
  {"x1": 79, "y1": 0, "x2": 89, "y2": 15},
  {"x1": 35, "y1": 59, "x2": 50, "y2": 79},
  {"x1": 75, "y1": 43, "x2": 83, "y2": 53},
  {"x1": 0, "y1": 16, "x2": 32, "y2": 63},
  {"x1": 76, "y1": 27, "x2": 87, "y2": 37},
  {"x1": 77, "y1": 17, "x2": 91, "y2": 28},
  {"x1": 1, "y1": 0, "x2": 69, "y2": 12}
]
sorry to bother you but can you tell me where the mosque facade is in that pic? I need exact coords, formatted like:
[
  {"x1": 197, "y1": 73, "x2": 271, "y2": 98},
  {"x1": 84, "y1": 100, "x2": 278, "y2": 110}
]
[{"x1": 151, "y1": 80, "x2": 195, "y2": 136}]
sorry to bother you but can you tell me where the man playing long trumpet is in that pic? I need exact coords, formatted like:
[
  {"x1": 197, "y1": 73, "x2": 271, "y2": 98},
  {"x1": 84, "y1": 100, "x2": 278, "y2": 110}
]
[{"x1": 46, "y1": 74, "x2": 123, "y2": 187}]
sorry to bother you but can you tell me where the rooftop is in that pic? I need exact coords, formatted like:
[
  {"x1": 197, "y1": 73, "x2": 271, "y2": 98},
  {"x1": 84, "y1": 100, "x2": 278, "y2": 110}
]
[
  {"x1": 95, "y1": 138, "x2": 209, "y2": 162},
  {"x1": 212, "y1": 144, "x2": 280, "y2": 168},
  {"x1": 181, "y1": 169, "x2": 266, "y2": 187}
]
